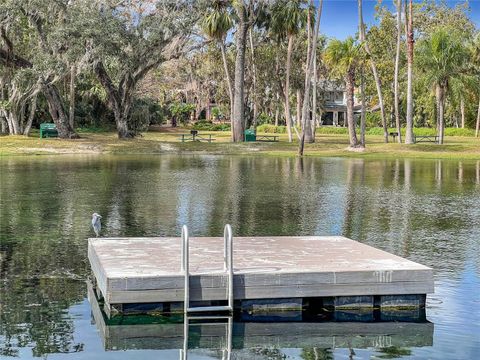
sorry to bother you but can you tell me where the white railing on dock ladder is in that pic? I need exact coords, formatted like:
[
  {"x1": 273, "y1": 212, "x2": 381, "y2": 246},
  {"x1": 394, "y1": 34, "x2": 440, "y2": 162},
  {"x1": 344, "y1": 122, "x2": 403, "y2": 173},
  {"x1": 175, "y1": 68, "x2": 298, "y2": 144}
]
[{"x1": 181, "y1": 224, "x2": 234, "y2": 314}]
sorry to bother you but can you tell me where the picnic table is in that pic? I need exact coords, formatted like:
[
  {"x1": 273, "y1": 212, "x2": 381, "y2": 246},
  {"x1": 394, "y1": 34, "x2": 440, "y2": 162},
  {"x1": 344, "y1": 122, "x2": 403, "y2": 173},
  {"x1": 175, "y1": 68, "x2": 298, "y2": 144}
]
[
  {"x1": 256, "y1": 134, "x2": 279, "y2": 142},
  {"x1": 179, "y1": 130, "x2": 215, "y2": 143},
  {"x1": 414, "y1": 135, "x2": 439, "y2": 144}
]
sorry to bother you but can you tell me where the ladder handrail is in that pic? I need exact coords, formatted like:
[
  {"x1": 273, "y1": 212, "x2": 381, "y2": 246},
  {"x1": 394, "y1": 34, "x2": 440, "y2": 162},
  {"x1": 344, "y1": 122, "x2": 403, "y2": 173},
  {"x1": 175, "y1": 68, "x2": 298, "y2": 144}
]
[
  {"x1": 182, "y1": 225, "x2": 190, "y2": 311},
  {"x1": 225, "y1": 224, "x2": 234, "y2": 310},
  {"x1": 182, "y1": 224, "x2": 234, "y2": 314}
]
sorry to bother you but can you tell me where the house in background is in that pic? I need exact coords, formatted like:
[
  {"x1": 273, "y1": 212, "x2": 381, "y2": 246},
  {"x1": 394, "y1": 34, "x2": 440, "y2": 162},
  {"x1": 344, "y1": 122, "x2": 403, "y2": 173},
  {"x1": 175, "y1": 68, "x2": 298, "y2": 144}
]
[{"x1": 318, "y1": 80, "x2": 362, "y2": 126}]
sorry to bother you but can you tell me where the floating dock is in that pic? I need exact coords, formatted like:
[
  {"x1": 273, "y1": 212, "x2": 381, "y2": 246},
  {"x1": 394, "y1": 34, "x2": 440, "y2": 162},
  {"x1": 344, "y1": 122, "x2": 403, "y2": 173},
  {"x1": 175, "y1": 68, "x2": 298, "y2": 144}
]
[{"x1": 88, "y1": 235, "x2": 434, "y2": 315}]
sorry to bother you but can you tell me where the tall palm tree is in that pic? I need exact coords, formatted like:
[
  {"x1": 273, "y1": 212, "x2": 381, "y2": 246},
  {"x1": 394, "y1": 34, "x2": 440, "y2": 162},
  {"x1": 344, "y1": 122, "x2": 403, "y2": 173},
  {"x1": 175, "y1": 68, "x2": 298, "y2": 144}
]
[
  {"x1": 393, "y1": 0, "x2": 402, "y2": 143},
  {"x1": 270, "y1": 0, "x2": 307, "y2": 143},
  {"x1": 201, "y1": 1, "x2": 234, "y2": 140},
  {"x1": 358, "y1": 0, "x2": 388, "y2": 143},
  {"x1": 324, "y1": 37, "x2": 363, "y2": 148},
  {"x1": 417, "y1": 28, "x2": 469, "y2": 144},
  {"x1": 470, "y1": 33, "x2": 480, "y2": 137},
  {"x1": 299, "y1": 0, "x2": 323, "y2": 155},
  {"x1": 405, "y1": 0, "x2": 415, "y2": 144}
]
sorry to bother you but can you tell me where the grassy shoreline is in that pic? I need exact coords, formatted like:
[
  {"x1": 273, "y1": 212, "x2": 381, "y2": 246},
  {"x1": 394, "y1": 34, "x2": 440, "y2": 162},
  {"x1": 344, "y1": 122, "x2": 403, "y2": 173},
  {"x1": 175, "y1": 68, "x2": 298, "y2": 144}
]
[{"x1": 1, "y1": 129, "x2": 479, "y2": 160}]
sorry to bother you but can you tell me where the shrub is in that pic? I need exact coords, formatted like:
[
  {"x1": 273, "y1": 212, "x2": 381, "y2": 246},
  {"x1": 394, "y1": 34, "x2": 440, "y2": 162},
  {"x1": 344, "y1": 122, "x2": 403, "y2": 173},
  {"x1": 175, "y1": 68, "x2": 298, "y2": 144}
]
[
  {"x1": 256, "y1": 124, "x2": 287, "y2": 133},
  {"x1": 316, "y1": 127, "x2": 348, "y2": 135},
  {"x1": 191, "y1": 121, "x2": 231, "y2": 131}
]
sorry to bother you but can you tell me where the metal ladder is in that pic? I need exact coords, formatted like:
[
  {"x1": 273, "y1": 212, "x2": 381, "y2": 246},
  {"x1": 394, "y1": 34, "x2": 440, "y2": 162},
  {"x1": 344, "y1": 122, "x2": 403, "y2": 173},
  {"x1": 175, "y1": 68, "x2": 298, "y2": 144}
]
[{"x1": 181, "y1": 224, "x2": 234, "y2": 313}]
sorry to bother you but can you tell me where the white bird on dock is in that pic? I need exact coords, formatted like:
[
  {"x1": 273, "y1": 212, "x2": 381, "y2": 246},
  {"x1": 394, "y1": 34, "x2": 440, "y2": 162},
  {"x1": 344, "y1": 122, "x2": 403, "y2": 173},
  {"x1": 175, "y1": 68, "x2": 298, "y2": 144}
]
[{"x1": 92, "y1": 213, "x2": 102, "y2": 237}]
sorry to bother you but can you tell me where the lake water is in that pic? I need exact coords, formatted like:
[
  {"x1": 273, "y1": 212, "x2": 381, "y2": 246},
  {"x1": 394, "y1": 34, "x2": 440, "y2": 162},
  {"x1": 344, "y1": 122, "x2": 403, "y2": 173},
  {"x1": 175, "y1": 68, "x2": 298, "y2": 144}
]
[{"x1": 1, "y1": 155, "x2": 479, "y2": 359}]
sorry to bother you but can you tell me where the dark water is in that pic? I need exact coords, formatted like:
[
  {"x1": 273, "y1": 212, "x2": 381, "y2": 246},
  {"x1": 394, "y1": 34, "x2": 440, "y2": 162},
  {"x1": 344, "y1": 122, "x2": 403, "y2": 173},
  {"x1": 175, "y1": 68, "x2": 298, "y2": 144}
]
[{"x1": 1, "y1": 155, "x2": 479, "y2": 359}]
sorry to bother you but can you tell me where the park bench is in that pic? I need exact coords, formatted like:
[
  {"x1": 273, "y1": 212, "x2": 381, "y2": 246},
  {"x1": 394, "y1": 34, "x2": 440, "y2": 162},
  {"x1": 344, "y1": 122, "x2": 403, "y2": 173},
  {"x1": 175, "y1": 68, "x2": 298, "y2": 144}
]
[
  {"x1": 40, "y1": 123, "x2": 58, "y2": 138},
  {"x1": 179, "y1": 130, "x2": 215, "y2": 143},
  {"x1": 414, "y1": 135, "x2": 439, "y2": 144}
]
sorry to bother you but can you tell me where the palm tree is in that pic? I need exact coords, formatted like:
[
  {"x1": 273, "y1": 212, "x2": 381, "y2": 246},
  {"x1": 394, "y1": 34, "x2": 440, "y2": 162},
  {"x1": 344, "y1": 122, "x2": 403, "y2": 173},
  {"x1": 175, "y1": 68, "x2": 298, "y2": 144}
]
[
  {"x1": 469, "y1": 33, "x2": 480, "y2": 137},
  {"x1": 201, "y1": 1, "x2": 234, "y2": 140},
  {"x1": 393, "y1": 0, "x2": 402, "y2": 143},
  {"x1": 405, "y1": 0, "x2": 415, "y2": 144},
  {"x1": 299, "y1": 0, "x2": 323, "y2": 155},
  {"x1": 324, "y1": 37, "x2": 363, "y2": 148},
  {"x1": 270, "y1": 0, "x2": 307, "y2": 143},
  {"x1": 358, "y1": 0, "x2": 388, "y2": 143},
  {"x1": 417, "y1": 28, "x2": 469, "y2": 144}
]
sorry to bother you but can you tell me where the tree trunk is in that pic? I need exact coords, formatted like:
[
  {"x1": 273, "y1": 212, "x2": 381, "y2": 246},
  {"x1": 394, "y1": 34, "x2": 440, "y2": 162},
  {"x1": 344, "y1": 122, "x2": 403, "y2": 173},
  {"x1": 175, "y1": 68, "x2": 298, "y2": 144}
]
[
  {"x1": 23, "y1": 94, "x2": 37, "y2": 136},
  {"x1": 394, "y1": 0, "x2": 403, "y2": 143},
  {"x1": 476, "y1": 96, "x2": 480, "y2": 137},
  {"x1": 436, "y1": 84, "x2": 445, "y2": 145},
  {"x1": 284, "y1": 35, "x2": 294, "y2": 142},
  {"x1": 249, "y1": 28, "x2": 258, "y2": 129},
  {"x1": 232, "y1": 8, "x2": 249, "y2": 142},
  {"x1": 220, "y1": 41, "x2": 234, "y2": 141},
  {"x1": 358, "y1": 0, "x2": 388, "y2": 143},
  {"x1": 299, "y1": 0, "x2": 323, "y2": 155},
  {"x1": 69, "y1": 64, "x2": 75, "y2": 129},
  {"x1": 358, "y1": 0, "x2": 366, "y2": 147},
  {"x1": 296, "y1": 89, "x2": 302, "y2": 129},
  {"x1": 312, "y1": 43, "x2": 318, "y2": 134},
  {"x1": 346, "y1": 71, "x2": 359, "y2": 147},
  {"x1": 94, "y1": 61, "x2": 134, "y2": 139},
  {"x1": 43, "y1": 83, "x2": 79, "y2": 138},
  {"x1": 460, "y1": 99, "x2": 465, "y2": 129},
  {"x1": 274, "y1": 104, "x2": 279, "y2": 126},
  {"x1": 405, "y1": 0, "x2": 415, "y2": 144},
  {"x1": 359, "y1": 67, "x2": 366, "y2": 146}
]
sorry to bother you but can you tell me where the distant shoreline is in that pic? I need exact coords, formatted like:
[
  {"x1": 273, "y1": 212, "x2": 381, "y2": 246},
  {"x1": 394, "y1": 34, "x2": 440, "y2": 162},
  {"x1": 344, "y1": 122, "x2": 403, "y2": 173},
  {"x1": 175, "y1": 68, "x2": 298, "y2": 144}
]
[{"x1": 1, "y1": 129, "x2": 479, "y2": 160}]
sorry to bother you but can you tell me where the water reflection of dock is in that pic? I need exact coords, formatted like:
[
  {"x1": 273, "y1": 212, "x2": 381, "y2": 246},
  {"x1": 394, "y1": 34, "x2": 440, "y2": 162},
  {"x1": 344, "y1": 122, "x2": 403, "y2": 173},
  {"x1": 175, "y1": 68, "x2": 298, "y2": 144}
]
[{"x1": 88, "y1": 284, "x2": 434, "y2": 352}]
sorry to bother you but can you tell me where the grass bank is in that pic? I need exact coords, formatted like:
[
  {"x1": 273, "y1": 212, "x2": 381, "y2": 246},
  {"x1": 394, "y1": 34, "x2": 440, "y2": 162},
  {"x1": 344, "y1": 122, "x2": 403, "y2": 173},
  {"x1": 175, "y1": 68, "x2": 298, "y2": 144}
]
[{"x1": 1, "y1": 128, "x2": 479, "y2": 160}]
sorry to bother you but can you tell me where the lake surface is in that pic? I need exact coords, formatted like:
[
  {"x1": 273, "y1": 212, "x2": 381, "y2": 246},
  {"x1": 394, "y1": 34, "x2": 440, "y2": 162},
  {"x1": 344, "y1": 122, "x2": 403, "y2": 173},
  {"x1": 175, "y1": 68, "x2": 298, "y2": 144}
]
[{"x1": 1, "y1": 155, "x2": 479, "y2": 359}]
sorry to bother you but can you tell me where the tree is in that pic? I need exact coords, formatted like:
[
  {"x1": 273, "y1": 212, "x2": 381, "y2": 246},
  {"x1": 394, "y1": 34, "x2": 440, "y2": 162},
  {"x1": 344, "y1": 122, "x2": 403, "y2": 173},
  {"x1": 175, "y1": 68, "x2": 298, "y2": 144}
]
[
  {"x1": 417, "y1": 28, "x2": 469, "y2": 144},
  {"x1": 231, "y1": 1, "x2": 263, "y2": 142},
  {"x1": 70, "y1": 0, "x2": 197, "y2": 139},
  {"x1": 358, "y1": 0, "x2": 388, "y2": 143},
  {"x1": 270, "y1": 0, "x2": 307, "y2": 143},
  {"x1": 201, "y1": 1, "x2": 234, "y2": 139},
  {"x1": 393, "y1": 0, "x2": 403, "y2": 143},
  {"x1": 324, "y1": 37, "x2": 362, "y2": 148},
  {"x1": 0, "y1": 0, "x2": 78, "y2": 138},
  {"x1": 298, "y1": 0, "x2": 323, "y2": 155},
  {"x1": 405, "y1": 0, "x2": 415, "y2": 144}
]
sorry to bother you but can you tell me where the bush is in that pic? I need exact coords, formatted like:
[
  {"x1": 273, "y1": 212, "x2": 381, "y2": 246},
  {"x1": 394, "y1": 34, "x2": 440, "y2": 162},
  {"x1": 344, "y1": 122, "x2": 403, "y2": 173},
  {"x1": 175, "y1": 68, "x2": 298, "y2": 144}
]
[
  {"x1": 316, "y1": 127, "x2": 348, "y2": 134},
  {"x1": 191, "y1": 120, "x2": 231, "y2": 131},
  {"x1": 212, "y1": 123, "x2": 231, "y2": 131},
  {"x1": 444, "y1": 128, "x2": 475, "y2": 137}
]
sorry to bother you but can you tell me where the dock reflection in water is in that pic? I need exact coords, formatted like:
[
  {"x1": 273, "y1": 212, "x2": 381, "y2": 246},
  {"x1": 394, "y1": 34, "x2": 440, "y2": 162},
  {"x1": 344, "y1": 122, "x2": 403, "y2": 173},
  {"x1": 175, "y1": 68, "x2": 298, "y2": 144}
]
[{"x1": 88, "y1": 284, "x2": 433, "y2": 357}]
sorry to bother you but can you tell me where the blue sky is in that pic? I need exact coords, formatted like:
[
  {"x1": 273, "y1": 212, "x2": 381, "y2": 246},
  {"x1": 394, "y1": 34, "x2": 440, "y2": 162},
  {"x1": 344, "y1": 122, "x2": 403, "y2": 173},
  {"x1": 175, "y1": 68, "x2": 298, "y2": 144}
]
[{"x1": 319, "y1": 0, "x2": 480, "y2": 39}]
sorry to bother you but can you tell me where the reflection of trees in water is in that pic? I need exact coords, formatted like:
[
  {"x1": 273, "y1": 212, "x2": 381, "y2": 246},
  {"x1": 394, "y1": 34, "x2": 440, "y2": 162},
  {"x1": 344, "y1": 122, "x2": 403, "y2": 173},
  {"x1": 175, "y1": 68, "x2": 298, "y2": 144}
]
[
  {"x1": 1, "y1": 156, "x2": 479, "y2": 357},
  {"x1": 338, "y1": 158, "x2": 479, "y2": 274}
]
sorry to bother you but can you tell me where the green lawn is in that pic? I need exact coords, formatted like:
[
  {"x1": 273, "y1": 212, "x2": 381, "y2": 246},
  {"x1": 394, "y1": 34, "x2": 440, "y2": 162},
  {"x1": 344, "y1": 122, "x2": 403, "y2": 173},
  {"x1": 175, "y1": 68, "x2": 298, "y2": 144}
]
[{"x1": 1, "y1": 128, "x2": 479, "y2": 160}]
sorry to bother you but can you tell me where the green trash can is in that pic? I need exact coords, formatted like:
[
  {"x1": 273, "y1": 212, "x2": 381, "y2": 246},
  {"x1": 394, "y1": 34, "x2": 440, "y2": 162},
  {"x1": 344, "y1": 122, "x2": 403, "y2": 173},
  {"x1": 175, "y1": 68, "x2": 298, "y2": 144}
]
[{"x1": 244, "y1": 129, "x2": 256, "y2": 142}]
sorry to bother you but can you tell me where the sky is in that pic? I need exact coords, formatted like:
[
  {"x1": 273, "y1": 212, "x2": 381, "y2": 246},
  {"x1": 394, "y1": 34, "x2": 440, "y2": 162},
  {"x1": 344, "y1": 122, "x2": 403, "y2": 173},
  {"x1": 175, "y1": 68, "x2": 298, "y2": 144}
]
[{"x1": 319, "y1": 0, "x2": 480, "y2": 39}]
